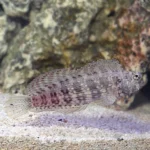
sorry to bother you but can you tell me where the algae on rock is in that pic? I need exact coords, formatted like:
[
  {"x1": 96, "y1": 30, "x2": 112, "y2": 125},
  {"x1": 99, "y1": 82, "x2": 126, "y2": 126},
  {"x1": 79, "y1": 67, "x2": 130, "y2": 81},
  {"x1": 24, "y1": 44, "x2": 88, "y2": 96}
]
[{"x1": 0, "y1": 0, "x2": 149, "y2": 93}]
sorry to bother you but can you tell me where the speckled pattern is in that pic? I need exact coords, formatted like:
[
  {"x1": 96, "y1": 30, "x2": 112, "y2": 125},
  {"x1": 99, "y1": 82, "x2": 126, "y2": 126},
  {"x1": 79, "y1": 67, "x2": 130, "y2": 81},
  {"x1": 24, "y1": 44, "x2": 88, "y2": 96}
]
[
  {"x1": 0, "y1": 0, "x2": 144, "y2": 94},
  {"x1": 0, "y1": 15, "x2": 7, "y2": 60},
  {"x1": 23, "y1": 112, "x2": 150, "y2": 134},
  {"x1": 139, "y1": 0, "x2": 150, "y2": 11},
  {"x1": 0, "y1": 138, "x2": 149, "y2": 150},
  {"x1": 0, "y1": 101, "x2": 150, "y2": 149},
  {"x1": 0, "y1": 0, "x2": 103, "y2": 93},
  {"x1": 0, "y1": 0, "x2": 37, "y2": 16},
  {"x1": 0, "y1": 0, "x2": 150, "y2": 149},
  {"x1": 25, "y1": 59, "x2": 147, "y2": 111}
]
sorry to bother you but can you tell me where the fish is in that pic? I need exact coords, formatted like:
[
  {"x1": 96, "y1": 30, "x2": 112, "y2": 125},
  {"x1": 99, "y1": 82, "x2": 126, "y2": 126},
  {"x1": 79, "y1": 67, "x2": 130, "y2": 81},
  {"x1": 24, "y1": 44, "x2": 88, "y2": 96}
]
[{"x1": 0, "y1": 59, "x2": 147, "y2": 119}]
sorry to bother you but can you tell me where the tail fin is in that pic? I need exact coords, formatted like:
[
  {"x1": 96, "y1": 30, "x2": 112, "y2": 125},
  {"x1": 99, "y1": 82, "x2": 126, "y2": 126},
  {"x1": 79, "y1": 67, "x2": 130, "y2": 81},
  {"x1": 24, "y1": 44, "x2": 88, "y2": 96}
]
[{"x1": 0, "y1": 93, "x2": 30, "y2": 119}]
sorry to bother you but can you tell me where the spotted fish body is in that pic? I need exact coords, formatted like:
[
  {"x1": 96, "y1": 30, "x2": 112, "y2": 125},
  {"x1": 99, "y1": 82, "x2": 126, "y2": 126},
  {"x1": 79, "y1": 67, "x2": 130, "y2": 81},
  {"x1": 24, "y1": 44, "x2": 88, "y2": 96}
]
[
  {"x1": 0, "y1": 59, "x2": 147, "y2": 118},
  {"x1": 26, "y1": 59, "x2": 146, "y2": 110}
]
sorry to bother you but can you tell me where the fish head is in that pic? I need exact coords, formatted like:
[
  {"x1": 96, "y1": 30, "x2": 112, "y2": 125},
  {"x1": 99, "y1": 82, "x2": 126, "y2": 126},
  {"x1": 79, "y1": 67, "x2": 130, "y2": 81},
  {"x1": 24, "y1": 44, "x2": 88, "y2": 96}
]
[
  {"x1": 118, "y1": 71, "x2": 147, "y2": 98},
  {"x1": 113, "y1": 71, "x2": 147, "y2": 110}
]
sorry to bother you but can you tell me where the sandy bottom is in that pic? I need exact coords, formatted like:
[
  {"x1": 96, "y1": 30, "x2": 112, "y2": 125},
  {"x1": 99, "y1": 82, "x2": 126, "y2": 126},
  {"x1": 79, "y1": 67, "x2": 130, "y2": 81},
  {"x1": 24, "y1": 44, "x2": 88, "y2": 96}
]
[{"x1": 0, "y1": 96, "x2": 150, "y2": 149}]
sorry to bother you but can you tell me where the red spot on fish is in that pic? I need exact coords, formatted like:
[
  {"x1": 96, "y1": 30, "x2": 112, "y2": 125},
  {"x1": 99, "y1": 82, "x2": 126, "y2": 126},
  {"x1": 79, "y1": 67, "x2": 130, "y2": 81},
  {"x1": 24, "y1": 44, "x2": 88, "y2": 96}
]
[
  {"x1": 32, "y1": 96, "x2": 41, "y2": 107},
  {"x1": 50, "y1": 92, "x2": 60, "y2": 104}
]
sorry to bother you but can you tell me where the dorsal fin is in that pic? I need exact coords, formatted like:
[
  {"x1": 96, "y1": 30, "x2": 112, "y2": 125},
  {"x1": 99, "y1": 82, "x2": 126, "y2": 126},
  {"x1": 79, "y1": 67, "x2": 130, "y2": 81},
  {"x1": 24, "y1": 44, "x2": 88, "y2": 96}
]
[{"x1": 83, "y1": 59, "x2": 123, "y2": 72}]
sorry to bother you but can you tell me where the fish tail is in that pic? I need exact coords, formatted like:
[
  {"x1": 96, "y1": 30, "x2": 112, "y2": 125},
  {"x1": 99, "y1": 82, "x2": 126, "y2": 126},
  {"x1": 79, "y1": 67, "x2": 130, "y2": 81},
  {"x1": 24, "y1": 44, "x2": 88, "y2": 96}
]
[{"x1": 0, "y1": 93, "x2": 30, "y2": 119}]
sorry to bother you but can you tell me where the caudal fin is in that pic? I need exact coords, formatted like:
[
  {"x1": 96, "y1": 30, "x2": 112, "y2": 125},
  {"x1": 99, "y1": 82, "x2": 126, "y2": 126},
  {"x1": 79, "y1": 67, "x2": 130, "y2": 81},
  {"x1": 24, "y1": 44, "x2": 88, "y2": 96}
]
[{"x1": 0, "y1": 93, "x2": 30, "y2": 119}]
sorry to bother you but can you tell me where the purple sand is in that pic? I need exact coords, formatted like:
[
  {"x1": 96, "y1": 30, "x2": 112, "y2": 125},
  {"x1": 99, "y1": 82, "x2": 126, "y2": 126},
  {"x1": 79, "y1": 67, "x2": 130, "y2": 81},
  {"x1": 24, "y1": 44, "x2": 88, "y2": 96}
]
[{"x1": 20, "y1": 113, "x2": 150, "y2": 134}]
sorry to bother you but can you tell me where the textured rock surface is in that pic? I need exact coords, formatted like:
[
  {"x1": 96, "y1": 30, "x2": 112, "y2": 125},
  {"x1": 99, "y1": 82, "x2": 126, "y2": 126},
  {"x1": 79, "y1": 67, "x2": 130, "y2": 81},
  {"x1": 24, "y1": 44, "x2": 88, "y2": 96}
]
[
  {"x1": 0, "y1": 0, "x2": 141, "y2": 93},
  {"x1": 139, "y1": 0, "x2": 150, "y2": 12},
  {"x1": 1, "y1": 0, "x2": 31, "y2": 17},
  {"x1": 116, "y1": 0, "x2": 150, "y2": 72},
  {"x1": 0, "y1": 14, "x2": 7, "y2": 60}
]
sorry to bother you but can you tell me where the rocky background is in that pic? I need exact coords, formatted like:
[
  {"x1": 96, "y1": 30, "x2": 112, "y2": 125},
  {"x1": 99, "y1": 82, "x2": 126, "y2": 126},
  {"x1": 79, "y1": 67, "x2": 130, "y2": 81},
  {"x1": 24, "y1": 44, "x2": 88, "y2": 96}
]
[
  {"x1": 0, "y1": 0, "x2": 150, "y2": 95},
  {"x1": 0, "y1": 1, "x2": 150, "y2": 149}
]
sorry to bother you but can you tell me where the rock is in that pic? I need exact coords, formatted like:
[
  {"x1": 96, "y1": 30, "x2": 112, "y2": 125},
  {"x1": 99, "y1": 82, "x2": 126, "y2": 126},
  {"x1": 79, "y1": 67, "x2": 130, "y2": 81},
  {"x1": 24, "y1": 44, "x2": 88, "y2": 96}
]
[
  {"x1": 0, "y1": 0, "x2": 31, "y2": 17},
  {"x1": 139, "y1": 0, "x2": 150, "y2": 12},
  {"x1": 115, "y1": 0, "x2": 150, "y2": 72},
  {"x1": 0, "y1": 0, "x2": 104, "y2": 92},
  {"x1": 0, "y1": 0, "x2": 149, "y2": 95},
  {"x1": 0, "y1": 15, "x2": 7, "y2": 61}
]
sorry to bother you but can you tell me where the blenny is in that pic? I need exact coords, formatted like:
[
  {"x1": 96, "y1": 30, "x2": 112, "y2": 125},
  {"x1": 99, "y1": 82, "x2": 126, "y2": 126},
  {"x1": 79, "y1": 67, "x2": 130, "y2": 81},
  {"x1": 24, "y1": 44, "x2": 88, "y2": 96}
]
[{"x1": 0, "y1": 59, "x2": 147, "y2": 118}]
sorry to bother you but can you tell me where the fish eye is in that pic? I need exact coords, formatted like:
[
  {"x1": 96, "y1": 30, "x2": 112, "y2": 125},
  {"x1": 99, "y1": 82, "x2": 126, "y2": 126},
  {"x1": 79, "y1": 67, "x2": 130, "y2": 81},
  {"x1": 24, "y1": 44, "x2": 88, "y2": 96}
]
[{"x1": 133, "y1": 74, "x2": 140, "y2": 80}]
